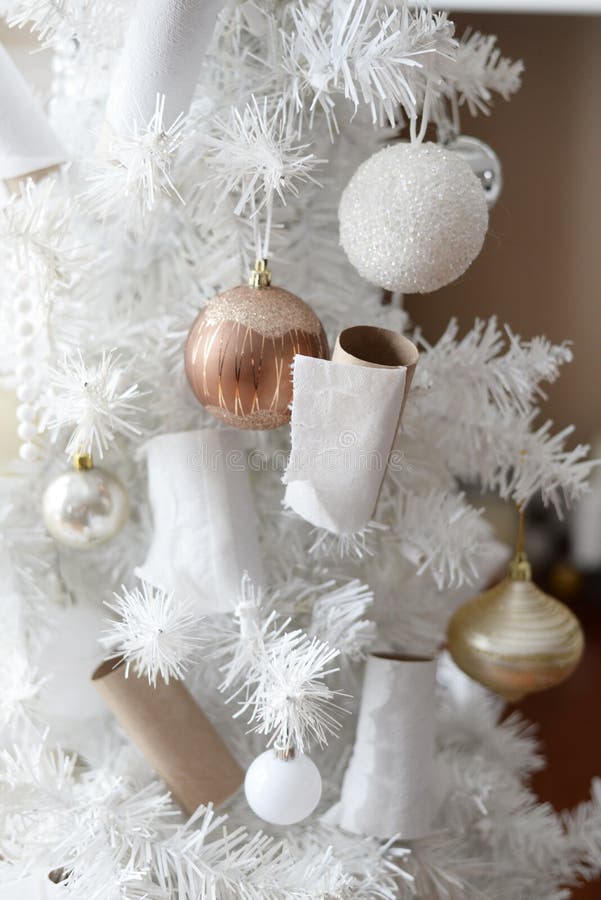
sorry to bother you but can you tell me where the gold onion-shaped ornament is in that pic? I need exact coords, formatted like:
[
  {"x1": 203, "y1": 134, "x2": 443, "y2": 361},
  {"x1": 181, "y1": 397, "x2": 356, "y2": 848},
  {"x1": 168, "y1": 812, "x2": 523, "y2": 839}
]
[{"x1": 447, "y1": 550, "x2": 584, "y2": 701}]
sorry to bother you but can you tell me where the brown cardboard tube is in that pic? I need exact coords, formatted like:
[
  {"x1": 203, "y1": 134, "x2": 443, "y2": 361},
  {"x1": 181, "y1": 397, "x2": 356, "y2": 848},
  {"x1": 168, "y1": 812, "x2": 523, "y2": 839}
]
[
  {"x1": 4, "y1": 163, "x2": 61, "y2": 194},
  {"x1": 332, "y1": 325, "x2": 419, "y2": 417},
  {"x1": 92, "y1": 658, "x2": 243, "y2": 816}
]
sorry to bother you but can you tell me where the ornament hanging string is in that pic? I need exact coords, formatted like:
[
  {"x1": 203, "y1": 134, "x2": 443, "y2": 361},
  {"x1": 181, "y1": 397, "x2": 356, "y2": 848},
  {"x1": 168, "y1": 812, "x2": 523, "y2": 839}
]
[
  {"x1": 409, "y1": 81, "x2": 432, "y2": 145},
  {"x1": 515, "y1": 503, "x2": 526, "y2": 556},
  {"x1": 250, "y1": 195, "x2": 274, "y2": 261}
]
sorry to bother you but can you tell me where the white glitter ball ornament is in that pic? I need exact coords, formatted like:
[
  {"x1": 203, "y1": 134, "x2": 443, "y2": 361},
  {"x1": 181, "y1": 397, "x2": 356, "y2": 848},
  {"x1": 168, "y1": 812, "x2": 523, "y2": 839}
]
[{"x1": 338, "y1": 141, "x2": 489, "y2": 294}]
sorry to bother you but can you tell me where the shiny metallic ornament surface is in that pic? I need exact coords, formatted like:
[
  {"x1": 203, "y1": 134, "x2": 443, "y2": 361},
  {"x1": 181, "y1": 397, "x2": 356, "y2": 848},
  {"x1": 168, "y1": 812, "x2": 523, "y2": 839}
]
[
  {"x1": 184, "y1": 260, "x2": 329, "y2": 430},
  {"x1": 42, "y1": 456, "x2": 129, "y2": 549},
  {"x1": 446, "y1": 134, "x2": 503, "y2": 209},
  {"x1": 447, "y1": 552, "x2": 584, "y2": 701}
]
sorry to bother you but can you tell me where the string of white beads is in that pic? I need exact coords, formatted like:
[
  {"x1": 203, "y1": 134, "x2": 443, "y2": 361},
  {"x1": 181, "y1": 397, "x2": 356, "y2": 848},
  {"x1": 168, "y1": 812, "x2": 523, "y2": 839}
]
[{"x1": 13, "y1": 290, "x2": 44, "y2": 463}]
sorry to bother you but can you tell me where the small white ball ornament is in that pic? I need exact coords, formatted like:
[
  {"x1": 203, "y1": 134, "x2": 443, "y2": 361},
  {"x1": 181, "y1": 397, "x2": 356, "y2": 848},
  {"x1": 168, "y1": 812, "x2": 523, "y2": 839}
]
[
  {"x1": 244, "y1": 749, "x2": 322, "y2": 826},
  {"x1": 445, "y1": 134, "x2": 503, "y2": 209},
  {"x1": 338, "y1": 141, "x2": 489, "y2": 294},
  {"x1": 42, "y1": 454, "x2": 129, "y2": 549}
]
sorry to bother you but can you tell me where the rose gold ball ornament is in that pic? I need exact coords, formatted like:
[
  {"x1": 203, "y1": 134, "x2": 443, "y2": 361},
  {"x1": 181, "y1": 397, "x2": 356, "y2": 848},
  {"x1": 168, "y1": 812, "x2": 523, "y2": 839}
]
[
  {"x1": 447, "y1": 549, "x2": 584, "y2": 702},
  {"x1": 184, "y1": 260, "x2": 329, "y2": 429}
]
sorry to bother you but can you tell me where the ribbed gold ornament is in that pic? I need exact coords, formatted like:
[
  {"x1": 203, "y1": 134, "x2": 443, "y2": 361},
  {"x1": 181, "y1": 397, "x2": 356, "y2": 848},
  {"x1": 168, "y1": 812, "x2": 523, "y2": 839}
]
[{"x1": 447, "y1": 537, "x2": 585, "y2": 701}]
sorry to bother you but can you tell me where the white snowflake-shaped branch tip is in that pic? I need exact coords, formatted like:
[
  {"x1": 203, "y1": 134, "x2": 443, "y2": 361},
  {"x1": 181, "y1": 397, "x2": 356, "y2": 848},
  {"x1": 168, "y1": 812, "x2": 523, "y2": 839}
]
[
  {"x1": 41, "y1": 349, "x2": 145, "y2": 458},
  {"x1": 502, "y1": 421, "x2": 594, "y2": 514},
  {"x1": 86, "y1": 94, "x2": 187, "y2": 229},
  {"x1": 6, "y1": 0, "x2": 127, "y2": 52},
  {"x1": 416, "y1": 318, "x2": 573, "y2": 418},
  {"x1": 452, "y1": 30, "x2": 524, "y2": 115},
  {"x1": 202, "y1": 96, "x2": 325, "y2": 216},
  {"x1": 240, "y1": 631, "x2": 344, "y2": 754},
  {"x1": 103, "y1": 581, "x2": 205, "y2": 686},
  {"x1": 283, "y1": 1, "x2": 455, "y2": 130},
  {"x1": 207, "y1": 573, "x2": 286, "y2": 691},
  {"x1": 309, "y1": 579, "x2": 375, "y2": 661},
  {"x1": 0, "y1": 647, "x2": 42, "y2": 726},
  {"x1": 0, "y1": 178, "x2": 87, "y2": 297},
  {"x1": 397, "y1": 490, "x2": 494, "y2": 589}
]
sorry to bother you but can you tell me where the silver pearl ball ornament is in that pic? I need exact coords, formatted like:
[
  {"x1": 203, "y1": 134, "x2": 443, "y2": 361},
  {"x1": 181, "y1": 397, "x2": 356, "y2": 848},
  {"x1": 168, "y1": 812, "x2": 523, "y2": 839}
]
[
  {"x1": 42, "y1": 454, "x2": 129, "y2": 549},
  {"x1": 446, "y1": 134, "x2": 503, "y2": 209}
]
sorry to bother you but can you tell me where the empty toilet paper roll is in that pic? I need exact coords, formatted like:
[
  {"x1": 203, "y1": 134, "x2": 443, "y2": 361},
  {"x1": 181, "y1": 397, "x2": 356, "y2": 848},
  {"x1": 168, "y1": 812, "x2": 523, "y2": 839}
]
[
  {"x1": 337, "y1": 652, "x2": 436, "y2": 839},
  {"x1": 93, "y1": 657, "x2": 243, "y2": 815},
  {"x1": 136, "y1": 429, "x2": 264, "y2": 614},
  {"x1": 0, "y1": 871, "x2": 64, "y2": 899},
  {"x1": 283, "y1": 326, "x2": 419, "y2": 535},
  {"x1": 331, "y1": 325, "x2": 419, "y2": 417},
  {"x1": 105, "y1": 0, "x2": 223, "y2": 135},
  {"x1": 0, "y1": 43, "x2": 66, "y2": 184}
]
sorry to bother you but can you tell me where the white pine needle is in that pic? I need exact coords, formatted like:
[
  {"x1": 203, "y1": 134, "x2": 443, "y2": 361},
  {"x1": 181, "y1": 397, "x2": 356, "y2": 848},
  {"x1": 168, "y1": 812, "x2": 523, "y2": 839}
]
[
  {"x1": 40, "y1": 349, "x2": 145, "y2": 458},
  {"x1": 86, "y1": 94, "x2": 188, "y2": 232},
  {"x1": 103, "y1": 581, "x2": 205, "y2": 686},
  {"x1": 201, "y1": 96, "x2": 325, "y2": 215}
]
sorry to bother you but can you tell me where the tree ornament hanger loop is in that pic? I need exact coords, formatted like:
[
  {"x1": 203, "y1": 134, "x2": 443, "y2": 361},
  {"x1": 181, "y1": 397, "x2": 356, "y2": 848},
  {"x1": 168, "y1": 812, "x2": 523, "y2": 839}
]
[{"x1": 509, "y1": 504, "x2": 532, "y2": 582}]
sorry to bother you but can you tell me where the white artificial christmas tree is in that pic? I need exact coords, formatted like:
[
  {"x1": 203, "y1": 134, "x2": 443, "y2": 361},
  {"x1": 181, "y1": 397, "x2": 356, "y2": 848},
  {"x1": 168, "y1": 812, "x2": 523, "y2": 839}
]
[{"x1": 1, "y1": 1, "x2": 601, "y2": 897}]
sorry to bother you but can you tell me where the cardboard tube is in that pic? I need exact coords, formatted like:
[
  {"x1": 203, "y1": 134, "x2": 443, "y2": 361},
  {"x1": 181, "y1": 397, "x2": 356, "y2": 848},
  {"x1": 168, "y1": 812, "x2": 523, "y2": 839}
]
[
  {"x1": 4, "y1": 164, "x2": 61, "y2": 195},
  {"x1": 337, "y1": 652, "x2": 436, "y2": 839},
  {"x1": 283, "y1": 328, "x2": 419, "y2": 535},
  {"x1": 0, "y1": 44, "x2": 66, "y2": 183},
  {"x1": 92, "y1": 658, "x2": 243, "y2": 816},
  {"x1": 105, "y1": 0, "x2": 223, "y2": 135},
  {"x1": 332, "y1": 325, "x2": 419, "y2": 418},
  {"x1": 135, "y1": 429, "x2": 264, "y2": 613}
]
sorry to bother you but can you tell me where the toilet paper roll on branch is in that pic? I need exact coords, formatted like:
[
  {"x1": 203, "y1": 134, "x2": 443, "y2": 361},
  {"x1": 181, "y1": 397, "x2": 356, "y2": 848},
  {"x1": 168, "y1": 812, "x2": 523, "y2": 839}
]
[
  {"x1": 136, "y1": 429, "x2": 264, "y2": 615},
  {"x1": 283, "y1": 326, "x2": 419, "y2": 535},
  {"x1": 0, "y1": 43, "x2": 66, "y2": 188},
  {"x1": 93, "y1": 658, "x2": 243, "y2": 816},
  {"x1": 105, "y1": 0, "x2": 224, "y2": 136},
  {"x1": 335, "y1": 652, "x2": 437, "y2": 840}
]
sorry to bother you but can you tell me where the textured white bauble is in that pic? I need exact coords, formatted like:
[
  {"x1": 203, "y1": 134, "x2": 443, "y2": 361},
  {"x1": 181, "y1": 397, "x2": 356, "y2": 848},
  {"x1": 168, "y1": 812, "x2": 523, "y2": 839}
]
[
  {"x1": 446, "y1": 134, "x2": 503, "y2": 209},
  {"x1": 42, "y1": 466, "x2": 129, "y2": 549},
  {"x1": 244, "y1": 750, "x2": 322, "y2": 826},
  {"x1": 36, "y1": 605, "x2": 108, "y2": 721},
  {"x1": 338, "y1": 141, "x2": 489, "y2": 294}
]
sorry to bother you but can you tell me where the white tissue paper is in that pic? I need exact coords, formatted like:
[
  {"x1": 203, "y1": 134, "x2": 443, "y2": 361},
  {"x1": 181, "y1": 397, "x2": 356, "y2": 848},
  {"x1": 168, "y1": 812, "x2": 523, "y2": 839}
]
[
  {"x1": 284, "y1": 326, "x2": 418, "y2": 535},
  {"x1": 0, "y1": 44, "x2": 66, "y2": 182},
  {"x1": 105, "y1": 0, "x2": 223, "y2": 134},
  {"x1": 283, "y1": 355, "x2": 407, "y2": 534},
  {"x1": 335, "y1": 653, "x2": 437, "y2": 840},
  {"x1": 136, "y1": 429, "x2": 264, "y2": 613},
  {"x1": 0, "y1": 872, "x2": 63, "y2": 899}
]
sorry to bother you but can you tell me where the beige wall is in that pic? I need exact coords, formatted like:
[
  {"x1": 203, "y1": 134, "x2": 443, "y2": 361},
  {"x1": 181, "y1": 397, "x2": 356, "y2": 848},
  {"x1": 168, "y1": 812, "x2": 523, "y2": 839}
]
[{"x1": 406, "y1": 13, "x2": 601, "y2": 443}]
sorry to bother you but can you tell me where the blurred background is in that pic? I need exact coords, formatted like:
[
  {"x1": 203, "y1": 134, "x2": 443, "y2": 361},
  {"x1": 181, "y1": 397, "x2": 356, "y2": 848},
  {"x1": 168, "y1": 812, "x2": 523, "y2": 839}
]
[
  {"x1": 2, "y1": 5, "x2": 601, "y2": 896},
  {"x1": 409, "y1": 10, "x2": 601, "y2": 898}
]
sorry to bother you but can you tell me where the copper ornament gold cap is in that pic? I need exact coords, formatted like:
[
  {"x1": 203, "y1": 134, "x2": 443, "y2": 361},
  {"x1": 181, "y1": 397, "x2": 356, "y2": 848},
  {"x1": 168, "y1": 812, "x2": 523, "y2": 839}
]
[
  {"x1": 446, "y1": 549, "x2": 585, "y2": 701},
  {"x1": 248, "y1": 258, "x2": 272, "y2": 288}
]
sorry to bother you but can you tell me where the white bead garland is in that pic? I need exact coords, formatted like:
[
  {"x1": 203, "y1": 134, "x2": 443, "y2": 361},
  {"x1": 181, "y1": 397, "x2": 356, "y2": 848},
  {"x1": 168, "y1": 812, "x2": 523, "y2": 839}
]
[{"x1": 13, "y1": 287, "x2": 44, "y2": 463}]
